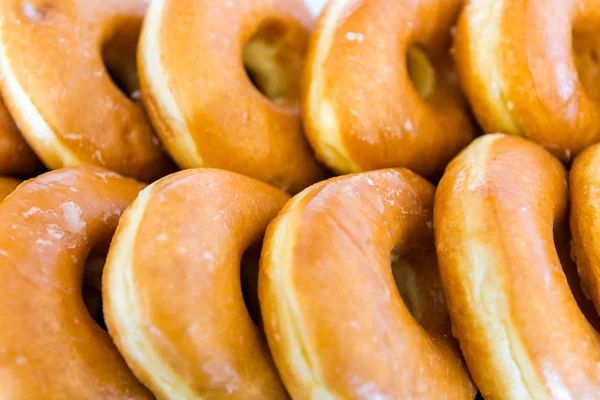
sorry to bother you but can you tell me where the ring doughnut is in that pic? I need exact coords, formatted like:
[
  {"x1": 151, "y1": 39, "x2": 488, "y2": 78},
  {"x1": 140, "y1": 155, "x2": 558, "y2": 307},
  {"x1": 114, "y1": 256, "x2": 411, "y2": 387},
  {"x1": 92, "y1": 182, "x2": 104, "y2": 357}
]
[
  {"x1": 301, "y1": 0, "x2": 476, "y2": 178},
  {"x1": 434, "y1": 134, "x2": 600, "y2": 398},
  {"x1": 138, "y1": 0, "x2": 326, "y2": 193},
  {"x1": 0, "y1": 177, "x2": 20, "y2": 201},
  {"x1": 0, "y1": 97, "x2": 40, "y2": 177},
  {"x1": 0, "y1": 0, "x2": 174, "y2": 182},
  {"x1": 259, "y1": 169, "x2": 476, "y2": 399},
  {"x1": 0, "y1": 166, "x2": 151, "y2": 398},
  {"x1": 103, "y1": 169, "x2": 290, "y2": 398},
  {"x1": 454, "y1": 0, "x2": 600, "y2": 160},
  {"x1": 570, "y1": 143, "x2": 600, "y2": 314}
]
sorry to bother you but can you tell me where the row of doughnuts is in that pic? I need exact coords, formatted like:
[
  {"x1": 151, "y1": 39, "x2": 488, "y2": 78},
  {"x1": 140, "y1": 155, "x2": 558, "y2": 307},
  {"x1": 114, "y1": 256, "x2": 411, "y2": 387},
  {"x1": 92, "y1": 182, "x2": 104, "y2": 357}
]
[
  {"x1": 4, "y1": 133, "x2": 600, "y2": 399},
  {"x1": 0, "y1": 0, "x2": 600, "y2": 399},
  {"x1": 3, "y1": 0, "x2": 598, "y2": 189}
]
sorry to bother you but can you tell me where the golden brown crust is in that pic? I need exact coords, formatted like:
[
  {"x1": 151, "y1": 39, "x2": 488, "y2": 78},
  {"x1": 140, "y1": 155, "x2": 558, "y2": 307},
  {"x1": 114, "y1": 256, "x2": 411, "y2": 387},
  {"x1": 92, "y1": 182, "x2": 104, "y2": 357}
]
[
  {"x1": 103, "y1": 169, "x2": 290, "y2": 399},
  {"x1": 138, "y1": 0, "x2": 326, "y2": 193},
  {"x1": 0, "y1": 97, "x2": 41, "y2": 177},
  {"x1": 0, "y1": 166, "x2": 151, "y2": 399},
  {"x1": 570, "y1": 143, "x2": 600, "y2": 315},
  {"x1": 301, "y1": 0, "x2": 476, "y2": 178},
  {"x1": 0, "y1": 0, "x2": 174, "y2": 182},
  {"x1": 0, "y1": 176, "x2": 20, "y2": 201},
  {"x1": 454, "y1": 0, "x2": 600, "y2": 160},
  {"x1": 435, "y1": 134, "x2": 600, "y2": 399},
  {"x1": 260, "y1": 169, "x2": 475, "y2": 399}
]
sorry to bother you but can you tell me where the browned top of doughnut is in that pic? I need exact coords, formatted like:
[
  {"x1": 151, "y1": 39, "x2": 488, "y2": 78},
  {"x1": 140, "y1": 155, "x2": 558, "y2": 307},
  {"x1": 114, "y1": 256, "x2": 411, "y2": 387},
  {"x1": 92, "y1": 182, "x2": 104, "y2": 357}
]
[
  {"x1": 139, "y1": 0, "x2": 326, "y2": 193},
  {"x1": 0, "y1": 0, "x2": 174, "y2": 182},
  {"x1": 0, "y1": 166, "x2": 151, "y2": 398},
  {"x1": 260, "y1": 169, "x2": 475, "y2": 399},
  {"x1": 435, "y1": 134, "x2": 600, "y2": 399},
  {"x1": 104, "y1": 169, "x2": 290, "y2": 399},
  {"x1": 455, "y1": 0, "x2": 600, "y2": 158},
  {"x1": 302, "y1": 0, "x2": 475, "y2": 178}
]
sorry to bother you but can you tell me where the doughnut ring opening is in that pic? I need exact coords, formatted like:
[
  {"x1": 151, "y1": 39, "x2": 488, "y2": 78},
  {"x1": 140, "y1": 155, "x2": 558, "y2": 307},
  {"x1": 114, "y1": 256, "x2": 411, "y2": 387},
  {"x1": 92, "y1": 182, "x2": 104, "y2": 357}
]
[
  {"x1": 434, "y1": 134, "x2": 600, "y2": 399},
  {"x1": 103, "y1": 169, "x2": 290, "y2": 399},
  {"x1": 0, "y1": 166, "x2": 151, "y2": 398},
  {"x1": 570, "y1": 143, "x2": 600, "y2": 315},
  {"x1": 0, "y1": 96, "x2": 40, "y2": 177},
  {"x1": 138, "y1": 0, "x2": 326, "y2": 193},
  {"x1": 0, "y1": 0, "x2": 174, "y2": 182},
  {"x1": 455, "y1": 0, "x2": 600, "y2": 160},
  {"x1": 259, "y1": 169, "x2": 475, "y2": 399},
  {"x1": 0, "y1": 177, "x2": 20, "y2": 201},
  {"x1": 302, "y1": 0, "x2": 476, "y2": 179}
]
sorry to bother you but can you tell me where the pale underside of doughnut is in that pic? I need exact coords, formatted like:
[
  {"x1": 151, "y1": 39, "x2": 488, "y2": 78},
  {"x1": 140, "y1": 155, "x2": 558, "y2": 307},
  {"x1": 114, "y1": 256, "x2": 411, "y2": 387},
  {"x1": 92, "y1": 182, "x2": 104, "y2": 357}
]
[
  {"x1": 104, "y1": 169, "x2": 290, "y2": 399},
  {"x1": 138, "y1": 0, "x2": 203, "y2": 170},
  {"x1": 260, "y1": 169, "x2": 475, "y2": 399},
  {"x1": 434, "y1": 134, "x2": 600, "y2": 399},
  {"x1": 303, "y1": 0, "x2": 361, "y2": 174},
  {"x1": 0, "y1": 167, "x2": 150, "y2": 399},
  {"x1": 454, "y1": 0, "x2": 523, "y2": 136},
  {"x1": 0, "y1": 39, "x2": 82, "y2": 169}
]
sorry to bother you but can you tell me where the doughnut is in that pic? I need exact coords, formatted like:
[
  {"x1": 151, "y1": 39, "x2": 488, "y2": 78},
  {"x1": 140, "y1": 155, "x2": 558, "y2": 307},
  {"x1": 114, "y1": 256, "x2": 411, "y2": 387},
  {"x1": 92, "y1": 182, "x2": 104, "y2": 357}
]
[
  {"x1": 259, "y1": 169, "x2": 476, "y2": 399},
  {"x1": 103, "y1": 169, "x2": 290, "y2": 398},
  {"x1": 0, "y1": 0, "x2": 174, "y2": 182},
  {"x1": 0, "y1": 97, "x2": 40, "y2": 177},
  {"x1": 138, "y1": 0, "x2": 326, "y2": 193},
  {"x1": 301, "y1": 0, "x2": 476, "y2": 179},
  {"x1": 434, "y1": 134, "x2": 600, "y2": 399},
  {"x1": 0, "y1": 166, "x2": 152, "y2": 398},
  {"x1": 571, "y1": 143, "x2": 600, "y2": 314},
  {"x1": 0, "y1": 177, "x2": 20, "y2": 201},
  {"x1": 454, "y1": 0, "x2": 600, "y2": 160}
]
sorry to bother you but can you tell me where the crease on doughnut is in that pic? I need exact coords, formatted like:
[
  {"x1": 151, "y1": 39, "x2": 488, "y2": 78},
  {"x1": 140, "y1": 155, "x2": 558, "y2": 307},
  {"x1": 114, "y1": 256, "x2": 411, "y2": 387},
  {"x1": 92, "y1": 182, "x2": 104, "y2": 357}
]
[
  {"x1": 458, "y1": 1, "x2": 524, "y2": 136},
  {"x1": 452, "y1": 134, "x2": 545, "y2": 398},
  {"x1": 104, "y1": 184, "x2": 194, "y2": 399},
  {"x1": 0, "y1": 39, "x2": 81, "y2": 169},
  {"x1": 304, "y1": 0, "x2": 360, "y2": 174},
  {"x1": 139, "y1": 0, "x2": 201, "y2": 169},
  {"x1": 265, "y1": 188, "x2": 338, "y2": 399}
]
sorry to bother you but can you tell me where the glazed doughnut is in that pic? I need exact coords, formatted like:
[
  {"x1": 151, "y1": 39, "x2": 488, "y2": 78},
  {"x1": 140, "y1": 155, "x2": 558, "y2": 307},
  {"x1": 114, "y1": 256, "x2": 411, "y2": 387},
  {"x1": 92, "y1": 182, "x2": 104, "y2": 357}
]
[
  {"x1": 434, "y1": 134, "x2": 600, "y2": 399},
  {"x1": 259, "y1": 169, "x2": 475, "y2": 399},
  {"x1": 301, "y1": 0, "x2": 475, "y2": 178},
  {"x1": 103, "y1": 169, "x2": 290, "y2": 399},
  {"x1": 0, "y1": 0, "x2": 174, "y2": 182},
  {"x1": 0, "y1": 166, "x2": 151, "y2": 398},
  {"x1": 138, "y1": 0, "x2": 326, "y2": 193},
  {"x1": 0, "y1": 97, "x2": 40, "y2": 177},
  {"x1": 570, "y1": 143, "x2": 600, "y2": 314},
  {"x1": 0, "y1": 177, "x2": 20, "y2": 201},
  {"x1": 455, "y1": 0, "x2": 600, "y2": 160}
]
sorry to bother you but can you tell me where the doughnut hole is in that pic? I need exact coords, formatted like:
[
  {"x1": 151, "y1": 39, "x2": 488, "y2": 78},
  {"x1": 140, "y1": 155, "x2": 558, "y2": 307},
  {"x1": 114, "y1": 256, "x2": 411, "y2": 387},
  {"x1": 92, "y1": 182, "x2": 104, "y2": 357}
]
[
  {"x1": 102, "y1": 20, "x2": 142, "y2": 103},
  {"x1": 81, "y1": 246, "x2": 109, "y2": 330},
  {"x1": 390, "y1": 246, "x2": 449, "y2": 334},
  {"x1": 406, "y1": 44, "x2": 437, "y2": 100},
  {"x1": 240, "y1": 244, "x2": 264, "y2": 328},
  {"x1": 573, "y1": 29, "x2": 600, "y2": 102},
  {"x1": 243, "y1": 19, "x2": 307, "y2": 107},
  {"x1": 555, "y1": 224, "x2": 600, "y2": 332}
]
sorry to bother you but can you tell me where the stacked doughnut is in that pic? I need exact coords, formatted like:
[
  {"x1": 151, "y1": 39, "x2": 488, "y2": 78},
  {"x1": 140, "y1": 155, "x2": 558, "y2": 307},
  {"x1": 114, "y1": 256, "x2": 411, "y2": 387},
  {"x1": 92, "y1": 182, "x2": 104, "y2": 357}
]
[{"x1": 1, "y1": 0, "x2": 600, "y2": 399}]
